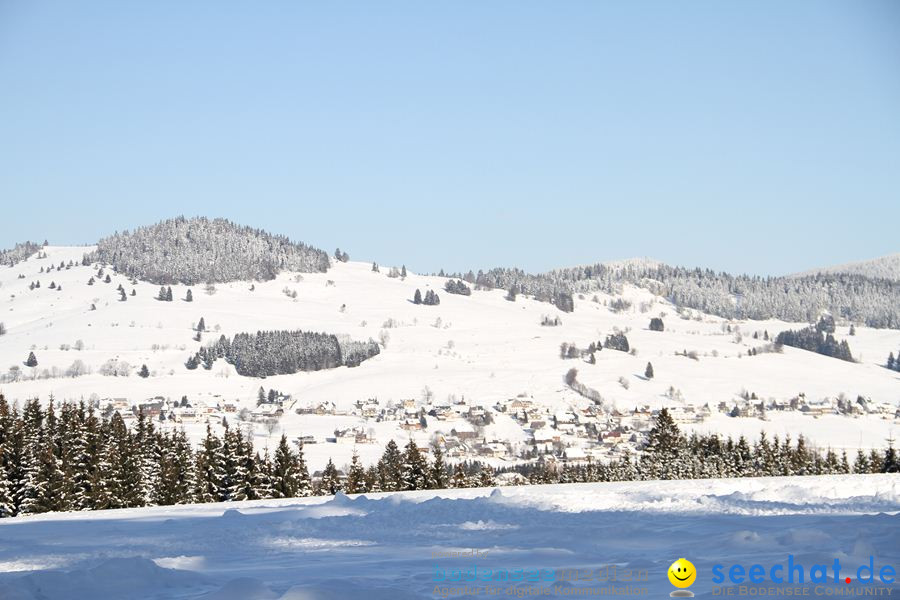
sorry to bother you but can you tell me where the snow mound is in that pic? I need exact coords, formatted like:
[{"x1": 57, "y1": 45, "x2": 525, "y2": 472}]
[{"x1": 0, "y1": 557, "x2": 209, "y2": 600}]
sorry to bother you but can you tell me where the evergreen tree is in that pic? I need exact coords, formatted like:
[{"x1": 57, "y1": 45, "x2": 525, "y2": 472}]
[
  {"x1": 320, "y1": 458, "x2": 342, "y2": 495},
  {"x1": 476, "y1": 465, "x2": 495, "y2": 487},
  {"x1": 645, "y1": 362, "x2": 654, "y2": 379},
  {"x1": 379, "y1": 440, "x2": 403, "y2": 492},
  {"x1": 429, "y1": 442, "x2": 448, "y2": 489},
  {"x1": 166, "y1": 287, "x2": 173, "y2": 302},
  {"x1": 641, "y1": 408, "x2": 687, "y2": 479},
  {"x1": 197, "y1": 317, "x2": 206, "y2": 332},
  {"x1": 868, "y1": 449, "x2": 883, "y2": 474},
  {"x1": 413, "y1": 289, "x2": 422, "y2": 305},
  {"x1": 251, "y1": 451, "x2": 274, "y2": 500},
  {"x1": 272, "y1": 435, "x2": 300, "y2": 498},
  {"x1": 25, "y1": 352, "x2": 38, "y2": 368},
  {"x1": 401, "y1": 440, "x2": 428, "y2": 491},
  {"x1": 138, "y1": 364, "x2": 150, "y2": 378},
  {"x1": 194, "y1": 425, "x2": 225, "y2": 503},
  {"x1": 0, "y1": 447, "x2": 13, "y2": 517},
  {"x1": 853, "y1": 449, "x2": 870, "y2": 474},
  {"x1": 345, "y1": 452, "x2": 367, "y2": 494},
  {"x1": 450, "y1": 463, "x2": 469, "y2": 488},
  {"x1": 364, "y1": 465, "x2": 380, "y2": 492},
  {"x1": 185, "y1": 289, "x2": 193, "y2": 302},
  {"x1": 295, "y1": 441, "x2": 312, "y2": 497},
  {"x1": 883, "y1": 444, "x2": 899, "y2": 473}
]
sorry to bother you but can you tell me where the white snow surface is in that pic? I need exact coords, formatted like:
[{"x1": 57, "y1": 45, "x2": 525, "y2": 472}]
[{"x1": 0, "y1": 475, "x2": 897, "y2": 599}]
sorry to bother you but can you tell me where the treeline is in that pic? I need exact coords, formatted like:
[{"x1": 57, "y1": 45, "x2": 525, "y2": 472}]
[
  {"x1": 515, "y1": 408, "x2": 898, "y2": 483},
  {"x1": 0, "y1": 241, "x2": 43, "y2": 267},
  {"x1": 187, "y1": 330, "x2": 380, "y2": 377},
  {"x1": 84, "y1": 217, "x2": 330, "y2": 285},
  {"x1": 2, "y1": 401, "x2": 896, "y2": 519},
  {"x1": 457, "y1": 262, "x2": 900, "y2": 327},
  {"x1": 774, "y1": 327, "x2": 854, "y2": 362}
]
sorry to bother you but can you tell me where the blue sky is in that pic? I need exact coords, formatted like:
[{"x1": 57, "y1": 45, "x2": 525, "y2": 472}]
[{"x1": 1, "y1": 1, "x2": 898, "y2": 275}]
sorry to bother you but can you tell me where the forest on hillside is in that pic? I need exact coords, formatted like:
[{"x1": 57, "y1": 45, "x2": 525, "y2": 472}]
[{"x1": 84, "y1": 217, "x2": 330, "y2": 284}]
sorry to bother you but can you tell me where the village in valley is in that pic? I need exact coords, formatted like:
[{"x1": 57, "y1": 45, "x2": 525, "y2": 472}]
[{"x1": 98, "y1": 382, "x2": 900, "y2": 475}]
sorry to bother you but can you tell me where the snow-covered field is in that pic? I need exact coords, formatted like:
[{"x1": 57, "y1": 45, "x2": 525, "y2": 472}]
[
  {"x1": 1, "y1": 246, "x2": 898, "y2": 470},
  {"x1": 0, "y1": 475, "x2": 897, "y2": 599}
]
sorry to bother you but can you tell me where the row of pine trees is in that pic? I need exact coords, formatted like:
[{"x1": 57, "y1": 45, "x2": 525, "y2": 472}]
[
  {"x1": 0, "y1": 397, "x2": 896, "y2": 519},
  {"x1": 517, "y1": 408, "x2": 898, "y2": 484}
]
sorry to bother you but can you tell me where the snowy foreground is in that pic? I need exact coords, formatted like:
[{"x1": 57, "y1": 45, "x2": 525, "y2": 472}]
[{"x1": 0, "y1": 475, "x2": 898, "y2": 599}]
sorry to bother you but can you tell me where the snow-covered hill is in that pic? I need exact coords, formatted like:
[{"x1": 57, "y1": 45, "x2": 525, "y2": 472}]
[
  {"x1": 0, "y1": 475, "x2": 897, "y2": 599},
  {"x1": 1, "y1": 245, "x2": 898, "y2": 471},
  {"x1": 792, "y1": 253, "x2": 900, "y2": 281}
]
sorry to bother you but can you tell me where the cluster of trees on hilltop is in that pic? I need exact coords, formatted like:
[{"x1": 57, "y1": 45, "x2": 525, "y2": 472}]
[
  {"x1": 459, "y1": 263, "x2": 900, "y2": 327},
  {"x1": 2, "y1": 401, "x2": 896, "y2": 519},
  {"x1": 444, "y1": 279, "x2": 471, "y2": 296},
  {"x1": 413, "y1": 289, "x2": 440, "y2": 305},
  {"x1": 885, "y1": 351, "x2": 900, "y2": 372},
  {"x1": 0, "y1": 241, "x2": 43, "y2": 267},
  {"x1": 774, "y1": 327, "x2": 855, "y2": 362},
  {"x1": 84, "y1": 217, "x2": 330, "y2": 285},
  {"x1": 186, "y1": 330, "x2": 380, "y2": 377}
]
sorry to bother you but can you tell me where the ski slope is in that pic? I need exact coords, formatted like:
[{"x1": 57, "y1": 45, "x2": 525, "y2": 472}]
[
  {"x1": 0, "y1": 246, "x2": 898, "y2": 471},
  {"x1": 0, "y1": 474, "x2": 897, "y2": 599}
]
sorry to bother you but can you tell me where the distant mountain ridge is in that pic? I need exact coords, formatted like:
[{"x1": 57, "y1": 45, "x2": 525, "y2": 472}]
[
  {"x1": 471, "y1": 258, "x2": 900, "y2": 328},
  {"x1": 791, "y1": 254, "x2": 900, "y2": 282},
  {"x1": 3, "y1": 219, "x2": 897, "y2": 327}
]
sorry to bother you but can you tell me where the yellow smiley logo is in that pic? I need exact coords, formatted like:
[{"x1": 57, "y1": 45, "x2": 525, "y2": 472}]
[{"x1": 668, "y1": 558, "x2": 696, "y2": 588}]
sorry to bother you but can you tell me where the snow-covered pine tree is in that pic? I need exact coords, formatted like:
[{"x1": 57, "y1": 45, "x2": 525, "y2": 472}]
[
  {"x1": 272, "y1": 434, "x2": 300, "y2": 498},
  {"x1": 401, "y1": 440, "x2": 428, "y2": 491},
  {"x1": 476, "y1": 465, "x2": 495, "y2": 488},
  {"x1": 345, "y1": 452, "x2": 367, "y2": 494},
  {"x1": 223, "y1": 426, "x2": 254, "y2": 501},
  {"x1": 364, "y1": 465, "x2": 380, "y2": 493},
  {"x1": 319, "y1": 459, "x2": 342, "y2": 495},
  {"x1": 429, "y1": 442, "x2": 447, "y2": 489},
  {"x1": 0, "y1": 448, "x2": 13, "y2": 517},
  {"x1": 640, "y1": 408, "x2": 687, "y2": 480},
  {"x1": 378, "y1": 440, "x2": 403, "y2": 492},
  {"x1": 853, "y1": 449, "x2": 870, "y2": 474},
  {"x1": 450, "y1": 463, "x2": 469, "y2": 488},
  {"x1": 194, "y1": 425, "x2": 225, "y2": 503}
]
